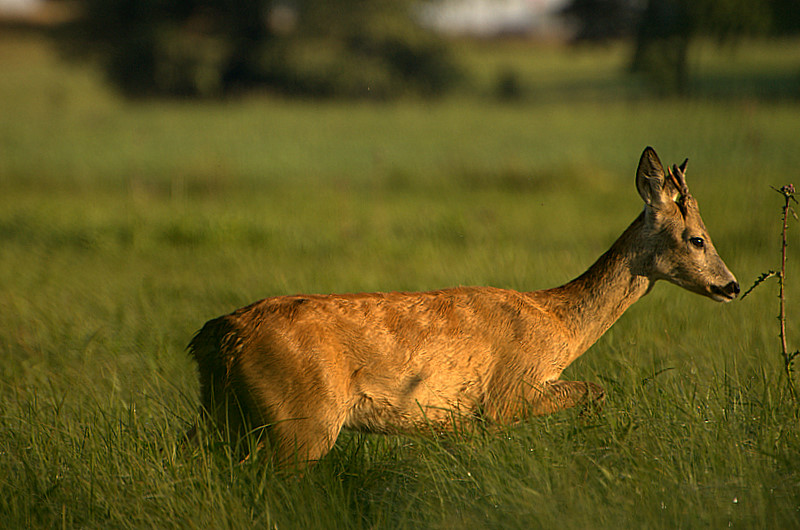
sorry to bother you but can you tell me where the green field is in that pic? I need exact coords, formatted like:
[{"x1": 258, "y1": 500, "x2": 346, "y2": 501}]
[{"x1": 2, "y1": 30, "x2": 800, "y2": 528}]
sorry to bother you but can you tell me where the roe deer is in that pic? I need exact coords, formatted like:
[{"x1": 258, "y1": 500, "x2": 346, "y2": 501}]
[{"x1": 185, "y1": 147, "x2": 739, "y2": 467}]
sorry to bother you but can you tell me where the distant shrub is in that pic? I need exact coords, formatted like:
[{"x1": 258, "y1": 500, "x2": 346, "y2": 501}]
[{"x1": 494, "y1": 68, "x2": 524, "y2": 101}]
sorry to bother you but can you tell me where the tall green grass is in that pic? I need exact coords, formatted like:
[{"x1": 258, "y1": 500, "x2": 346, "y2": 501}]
[{"x1": 1, "y1": 31, "x2": 799, "y2": 528}]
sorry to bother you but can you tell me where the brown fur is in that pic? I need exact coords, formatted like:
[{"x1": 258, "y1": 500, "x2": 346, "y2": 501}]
[{"x1": 185, "y1": 147, "x2": 739, "y2": 467}]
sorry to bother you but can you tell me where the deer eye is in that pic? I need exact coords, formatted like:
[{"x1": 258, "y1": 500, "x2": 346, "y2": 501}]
[{"x1": 689, "y1": 237, "x2": 705, "y2": 249}]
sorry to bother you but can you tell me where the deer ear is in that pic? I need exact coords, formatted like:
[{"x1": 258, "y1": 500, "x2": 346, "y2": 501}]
[{"x1": 635, "y1": 146, "x2": 666, "y2": 206}]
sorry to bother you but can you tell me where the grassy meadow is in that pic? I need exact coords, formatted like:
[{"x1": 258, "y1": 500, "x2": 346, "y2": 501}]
[{"x1": 2, "y1": 30, "x2": 800, "y2": 528}]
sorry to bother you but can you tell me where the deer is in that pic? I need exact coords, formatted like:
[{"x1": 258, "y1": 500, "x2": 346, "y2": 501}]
[{"x1": 184, "y1": 147, "x2": 739, "y2": 468}]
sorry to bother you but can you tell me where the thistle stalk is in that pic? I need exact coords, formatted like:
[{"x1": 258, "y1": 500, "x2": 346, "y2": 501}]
[
  {"x1": 776, "y1": 184, "x2": 798, "y2": 401},
  {"x1": 742, "y1": 185, "x2": 799, "y2": 403}
]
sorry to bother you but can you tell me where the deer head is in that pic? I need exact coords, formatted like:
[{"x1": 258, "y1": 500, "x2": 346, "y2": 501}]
[{"x1": 635, "y1": 146, "x2": 739, "y2": 302}]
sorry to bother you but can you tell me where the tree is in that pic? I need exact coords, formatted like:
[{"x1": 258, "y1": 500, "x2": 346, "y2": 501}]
[
  {"x1": 562, "y1": 0, "x2": 779, "y2": 95},
  {"x1": 631, "y1": 0, "x2": 771, "y2": 95}
]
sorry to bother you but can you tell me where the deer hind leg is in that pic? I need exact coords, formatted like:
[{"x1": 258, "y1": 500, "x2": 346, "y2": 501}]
[
  {"x1": 266, "y1": 414, "x2": 344, "y2": 469},
  {"x1": 182, "y1": 373, "x2": 224, "y2": 448},
  {"x1": 181, "y1": 370, "x2": 257, "y2": 459},
  {"x1": 527, "y1": 380, "x2": 605, "y2": 417}
]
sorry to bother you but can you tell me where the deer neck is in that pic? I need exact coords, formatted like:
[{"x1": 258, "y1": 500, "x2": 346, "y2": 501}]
[{"x1": 539, "y1": 210, "x2": 654, "y2": 358}]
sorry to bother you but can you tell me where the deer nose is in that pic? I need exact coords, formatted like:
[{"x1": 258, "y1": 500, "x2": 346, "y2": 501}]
[{"x1": 724, "y1": 281, "x2": 740, "y2": 298}]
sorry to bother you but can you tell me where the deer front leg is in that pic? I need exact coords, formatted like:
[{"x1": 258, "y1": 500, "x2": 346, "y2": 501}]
[{"x1": 527, "y1": 380, "x2": 605, "y2": 417}]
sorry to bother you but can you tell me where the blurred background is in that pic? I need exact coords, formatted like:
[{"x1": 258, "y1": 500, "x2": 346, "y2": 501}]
[{"x1": 2, "y1": 0, "x2": 799, "y2": 197}]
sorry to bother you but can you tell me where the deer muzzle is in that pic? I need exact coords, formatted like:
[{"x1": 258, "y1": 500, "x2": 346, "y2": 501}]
[{"x1": 711, "y1": 280, "x2": 740, "y2": 302}]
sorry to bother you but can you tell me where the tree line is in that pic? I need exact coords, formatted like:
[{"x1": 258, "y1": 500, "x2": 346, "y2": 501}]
[{"x1": 55, "y1": 0, "x2": 800, "y2": 99}]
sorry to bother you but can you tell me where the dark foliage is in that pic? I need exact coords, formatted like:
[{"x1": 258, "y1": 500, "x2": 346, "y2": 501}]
[
  {"x1": 55, "y1": 0, "x2": 462, "y2": 99},
  {"x1": 560, "y1": 0, "x2": 643, "y2": 42}
]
